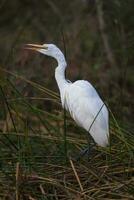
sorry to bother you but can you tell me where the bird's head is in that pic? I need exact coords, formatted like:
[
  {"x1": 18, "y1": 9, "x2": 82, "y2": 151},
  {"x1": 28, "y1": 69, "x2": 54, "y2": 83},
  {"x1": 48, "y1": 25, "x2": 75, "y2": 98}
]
[{"x1": 24, "y1": 43, "x2": 63, "y2": 59}]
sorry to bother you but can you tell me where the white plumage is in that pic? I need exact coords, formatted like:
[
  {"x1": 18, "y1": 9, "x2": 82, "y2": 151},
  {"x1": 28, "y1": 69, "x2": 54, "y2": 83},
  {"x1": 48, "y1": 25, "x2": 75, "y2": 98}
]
[
  {"x1": 25, "y1": 43, "x2": 109, "y2": 147},
  {"x1": 61, "y1": 80, "x2": 109, "y2": 147}
]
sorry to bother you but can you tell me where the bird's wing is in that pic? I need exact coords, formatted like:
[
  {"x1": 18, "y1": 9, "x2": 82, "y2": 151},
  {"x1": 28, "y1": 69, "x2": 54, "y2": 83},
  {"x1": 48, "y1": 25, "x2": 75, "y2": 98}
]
[
  {"x1": 63, "y1": 80, "x2": 109, "y2": 146},
  {"x1": 64, "y1": 80, "x2": 103, "y2": 117}
]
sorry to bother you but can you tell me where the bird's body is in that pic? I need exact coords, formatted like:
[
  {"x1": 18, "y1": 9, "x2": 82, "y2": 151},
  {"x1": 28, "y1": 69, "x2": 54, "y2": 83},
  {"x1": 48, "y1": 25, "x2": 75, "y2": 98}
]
[
  {"x1": 60, "y1": 80, "x2": 108, "y2": 147},
  {"x1": 25, "y1": 43, "x2": 109, "y2": 147}
]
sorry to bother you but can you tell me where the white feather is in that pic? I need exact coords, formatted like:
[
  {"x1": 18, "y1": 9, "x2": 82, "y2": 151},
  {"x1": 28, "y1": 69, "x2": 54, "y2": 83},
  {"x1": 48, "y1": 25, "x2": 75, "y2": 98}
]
[{"x1": 61, "y1": 80, "x2": 109, "y2": 147}]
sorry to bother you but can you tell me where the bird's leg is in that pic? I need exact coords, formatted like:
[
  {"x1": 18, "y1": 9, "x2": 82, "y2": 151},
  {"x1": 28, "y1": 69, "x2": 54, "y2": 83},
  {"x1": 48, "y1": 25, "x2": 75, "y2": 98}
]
[
  {"x1": 76, "y1": 133, "x2": 95, "y2": 161},
  {"x1": 87, "y1": 132, "x2": 91, "y2": 159}
]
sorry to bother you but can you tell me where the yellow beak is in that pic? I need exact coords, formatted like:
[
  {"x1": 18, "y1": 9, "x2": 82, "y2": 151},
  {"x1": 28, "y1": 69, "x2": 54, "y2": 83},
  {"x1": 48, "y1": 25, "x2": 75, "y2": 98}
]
[{"x1": 24, "y1": 43, "x2": 48, "y2": 51}]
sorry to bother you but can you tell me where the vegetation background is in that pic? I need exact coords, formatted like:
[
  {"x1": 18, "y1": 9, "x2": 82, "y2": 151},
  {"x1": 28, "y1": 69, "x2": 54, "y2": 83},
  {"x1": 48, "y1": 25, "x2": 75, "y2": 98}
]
[{"x1": 0, "y1": 0, "x2": 133, "y2": 199}]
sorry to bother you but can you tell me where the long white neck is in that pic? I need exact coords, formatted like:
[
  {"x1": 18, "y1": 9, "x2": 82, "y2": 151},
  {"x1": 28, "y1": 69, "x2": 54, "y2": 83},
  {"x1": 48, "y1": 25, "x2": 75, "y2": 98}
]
[{"x1": 54, "y1": 52, "x2": 68, "y2": 93}]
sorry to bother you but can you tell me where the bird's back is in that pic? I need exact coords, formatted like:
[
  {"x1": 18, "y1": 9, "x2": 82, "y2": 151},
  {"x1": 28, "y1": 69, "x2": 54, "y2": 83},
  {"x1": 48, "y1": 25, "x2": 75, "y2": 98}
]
[{"x1": 61, "y1": 80, "x2": 109, "y2": 147}]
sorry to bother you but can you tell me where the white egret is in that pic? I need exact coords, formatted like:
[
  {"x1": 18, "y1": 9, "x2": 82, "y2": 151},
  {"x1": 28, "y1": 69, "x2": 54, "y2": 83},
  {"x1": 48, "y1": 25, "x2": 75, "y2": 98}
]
[{"x1": 24, "y1": 43, "x2": 109, "y2": 150}]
